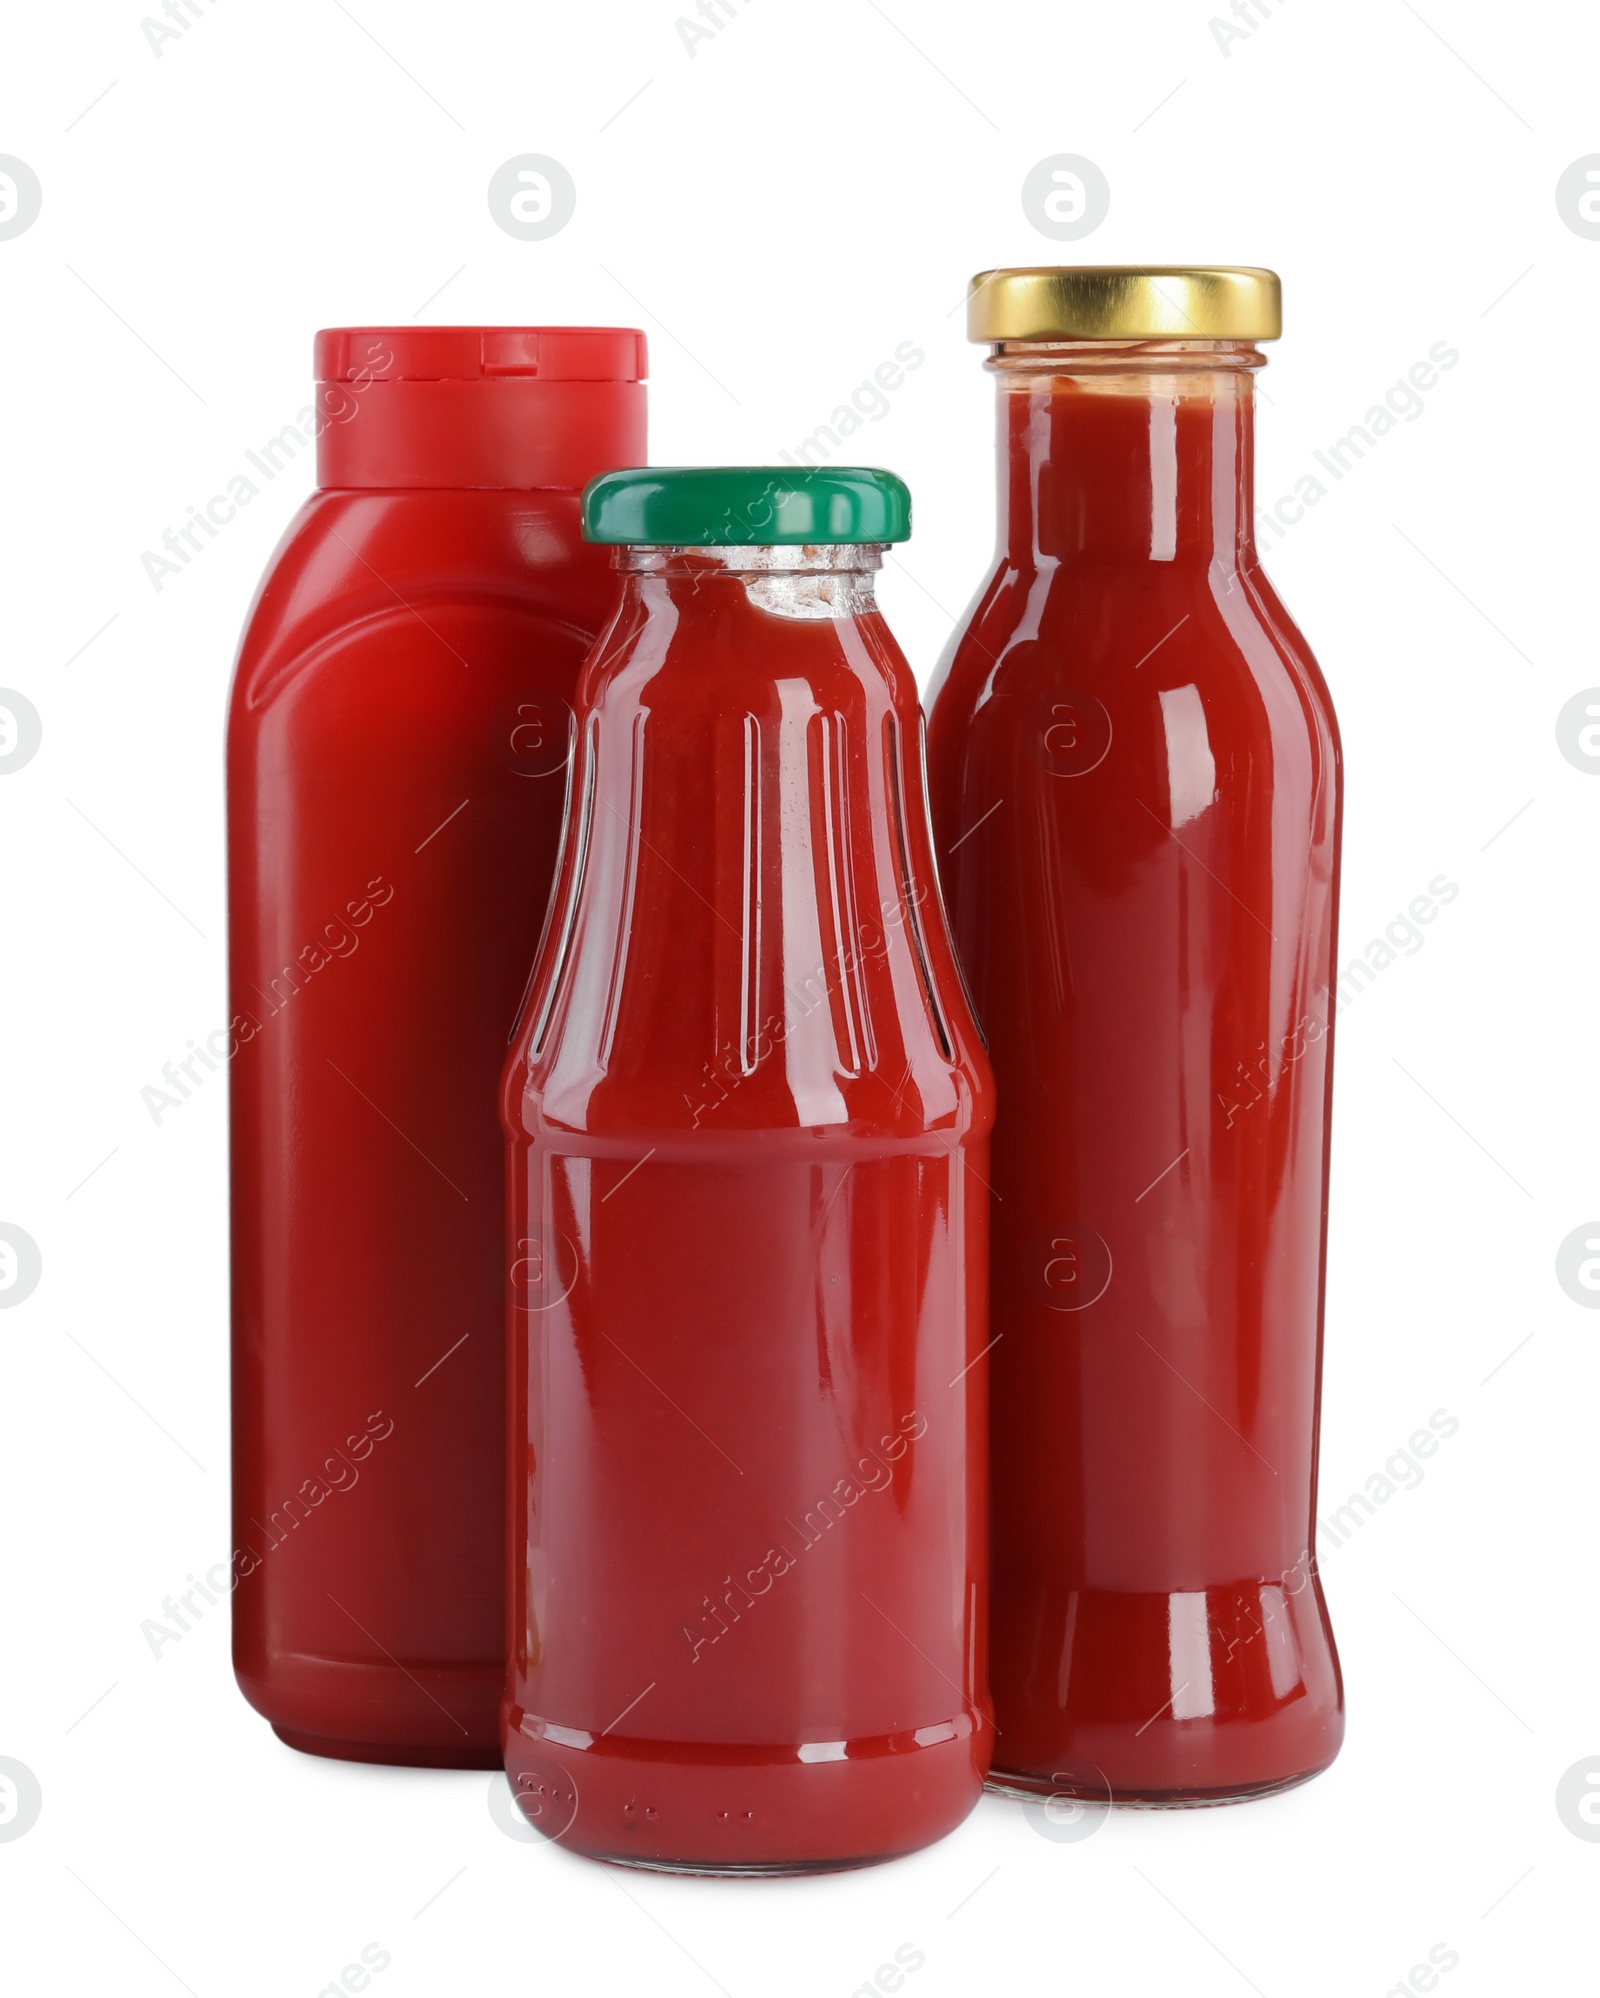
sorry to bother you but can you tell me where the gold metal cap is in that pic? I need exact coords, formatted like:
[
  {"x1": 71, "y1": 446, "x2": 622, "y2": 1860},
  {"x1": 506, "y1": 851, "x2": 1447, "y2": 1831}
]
[{"x1": 967, "y1": 266, "x2": 1282, "y2": 343}]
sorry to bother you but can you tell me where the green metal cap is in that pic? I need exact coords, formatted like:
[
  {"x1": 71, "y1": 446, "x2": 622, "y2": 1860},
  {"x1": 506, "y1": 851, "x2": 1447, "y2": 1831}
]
[{"x1": 581, "y1": 466, "x2": 911, "y2": 546}]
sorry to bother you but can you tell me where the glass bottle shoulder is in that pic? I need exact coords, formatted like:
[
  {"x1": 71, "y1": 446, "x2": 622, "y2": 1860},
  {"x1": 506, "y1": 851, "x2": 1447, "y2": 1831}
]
[
  {"x1": 930, "y1": 552, "x2": 1338, "y2": 762},
  {"x1": 507, "y1": 576, "x2": 993, "y2": 1151}
]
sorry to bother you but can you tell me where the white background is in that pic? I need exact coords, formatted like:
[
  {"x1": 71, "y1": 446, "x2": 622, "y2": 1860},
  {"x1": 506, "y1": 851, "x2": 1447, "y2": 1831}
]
[{"x1": 2, "y1": 1, "x2": 1595, "y2": 1991}]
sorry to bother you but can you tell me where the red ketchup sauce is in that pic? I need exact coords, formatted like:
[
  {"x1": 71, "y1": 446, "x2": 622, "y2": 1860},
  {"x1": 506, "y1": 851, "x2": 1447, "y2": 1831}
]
[
  {"x1": 502, "y1": 471, "x2": 994, "y2": 1870},
  {"x1": 927, "y1": 282, "x2": 1344, "y2": 1804},
  {"x1": 228, "y1": 327, "x2": 645, "y2": 1766}
]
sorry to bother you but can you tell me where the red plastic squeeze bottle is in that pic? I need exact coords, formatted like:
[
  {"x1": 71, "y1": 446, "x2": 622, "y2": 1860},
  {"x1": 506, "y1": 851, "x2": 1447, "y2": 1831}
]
[
  {"x1": 926, "y1": 269, "x2": 1344, "y2": 1804},
  {"x1": 502, "y1": 468, "x2": 994, "y2": 1870},
  {"x1": 228, "y1": 325, "x2": 646, "y2": 1767}
]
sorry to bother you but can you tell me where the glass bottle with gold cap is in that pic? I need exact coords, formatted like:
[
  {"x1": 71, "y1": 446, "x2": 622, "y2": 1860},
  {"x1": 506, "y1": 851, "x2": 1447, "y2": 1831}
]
[{"x1": 926, "y1": 268, "x2": 1343, "y2": 1804}]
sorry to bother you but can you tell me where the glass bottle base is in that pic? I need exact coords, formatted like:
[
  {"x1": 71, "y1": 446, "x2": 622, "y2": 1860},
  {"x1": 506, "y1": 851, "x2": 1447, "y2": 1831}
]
[
  {"x1": 985, "y1": 1576, "x2": 1344, "y2": 1806},
  {"x1": 504, "y1": 1706, "x2": 988, "y2": 1873},
  {"x1": 597, "y1": 1852, "x2": 889, "y2": 1878},
  {"x1": 984, "y1": 1763, "x2": 1327, "y2": 1810}
]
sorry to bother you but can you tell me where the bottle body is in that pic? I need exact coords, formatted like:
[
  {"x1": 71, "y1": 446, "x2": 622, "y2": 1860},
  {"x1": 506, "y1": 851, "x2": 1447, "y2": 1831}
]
[
  {"x1": 228, "y1": 480, "x2": 628, "y2": 1766},
  {"x1": 926, "y1": 343, "x2": 1343, "y2": 1801},
  {"x1": 503, "y1": 543, "x2": 994, "y2": 1869}
]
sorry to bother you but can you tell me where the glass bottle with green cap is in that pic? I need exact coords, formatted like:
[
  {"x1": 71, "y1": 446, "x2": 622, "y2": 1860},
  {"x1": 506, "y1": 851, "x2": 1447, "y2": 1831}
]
[
  {"x1": 927, "y1": 267, "x2": 1345, "y2": 1806},
  {"x1": 501, "y1": 466, "x2": 996, "y2": 1872}
]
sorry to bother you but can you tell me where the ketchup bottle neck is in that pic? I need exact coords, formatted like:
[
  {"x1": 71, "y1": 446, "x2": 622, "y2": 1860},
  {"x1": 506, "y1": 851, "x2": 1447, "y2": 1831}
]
[
  {"x1": 993, "y1": 345, "x2": 1262, "y2": 571},
  {"x1": 616, "y1": 545, "x2": 886, "y2": 628}
]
